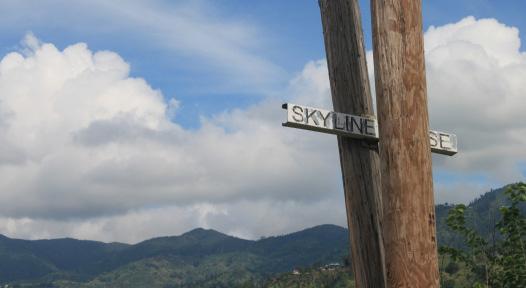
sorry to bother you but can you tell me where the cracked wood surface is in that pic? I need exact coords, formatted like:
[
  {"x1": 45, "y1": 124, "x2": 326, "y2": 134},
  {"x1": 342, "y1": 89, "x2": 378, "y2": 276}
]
[
  {"x1": 371, "y1": 0, "x2": 440, "y2": 287},
  {"x1": 319, "y1": 1, "x2": 386, "y2": 287}
]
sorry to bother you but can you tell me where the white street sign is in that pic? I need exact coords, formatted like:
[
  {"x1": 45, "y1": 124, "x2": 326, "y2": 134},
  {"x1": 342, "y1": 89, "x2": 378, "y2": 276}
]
[
  {"x1": 429, "y1": 130, "x2": 457, "y2": 156},
  {"x1": 282, "y1": 103, "x2": 457, "y2": 156},
  {"x1": 282, "y1": 103, "x2": 378, "y2": 140}
]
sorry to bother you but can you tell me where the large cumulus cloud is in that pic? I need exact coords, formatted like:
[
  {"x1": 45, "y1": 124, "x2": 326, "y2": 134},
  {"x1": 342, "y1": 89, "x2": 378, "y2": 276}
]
[
  {"x1": 0, "y1": 33, "x2": 342, "y2": 242},
  {"x1": 426, "y1": 17, "x2": 526, "y2": 179},
  {"x1": 0, "y1": 16, "x2": 525, "y2": 242},
  {"x1": 0, "y1": 34, "x2": 340, "y2": 219}
]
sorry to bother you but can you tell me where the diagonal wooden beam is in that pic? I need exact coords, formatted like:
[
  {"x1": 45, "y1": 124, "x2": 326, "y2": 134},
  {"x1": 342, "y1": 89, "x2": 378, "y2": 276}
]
[{"x1": 318, "y1": 1, "x2": 386, "y2": 287}]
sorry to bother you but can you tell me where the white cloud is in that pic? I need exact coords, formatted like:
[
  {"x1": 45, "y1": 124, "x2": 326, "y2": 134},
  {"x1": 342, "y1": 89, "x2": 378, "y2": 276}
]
[
  {"x1": 0, "y1": 35, "x2": 342, "y2": 241},
  {"x1": 0, "y1": 16, "x2": 525, "y2": 243},
  {"x1": 425, "y1": 17, "x2": 526, "y2": 183},
  {"x1": 0, "y1": 199, "x2": 346, "y2": 244}
]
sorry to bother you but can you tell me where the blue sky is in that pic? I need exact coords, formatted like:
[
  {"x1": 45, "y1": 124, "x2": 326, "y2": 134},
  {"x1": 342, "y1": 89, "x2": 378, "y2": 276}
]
[
  {"x1": 2, "y1": 0, "x2": 524, "y2": 129},
  {"x1": 0, "y1": 1, "x2": 525, "y2": 242}
]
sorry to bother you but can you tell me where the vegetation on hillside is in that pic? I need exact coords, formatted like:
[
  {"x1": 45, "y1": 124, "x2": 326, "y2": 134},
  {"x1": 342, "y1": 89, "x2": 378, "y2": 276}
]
[
  {"x1": 1, "y1": 184, "x2": 524, "y2": 287},
  {"x1": 263, "y1": 265, "x2": 354, "y2": 288},
  {"x1": 439, "y1": 183, "x2": 526, "y2": 287},
  {"x1": 0, "y1": 225, "x2": 348, "y2": 288}
]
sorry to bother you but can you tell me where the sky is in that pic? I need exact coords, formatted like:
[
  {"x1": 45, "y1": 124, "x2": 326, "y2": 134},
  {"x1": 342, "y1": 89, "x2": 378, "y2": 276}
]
[{"x1": 0, "y1": 0, "x2": 525, "y2": 243}]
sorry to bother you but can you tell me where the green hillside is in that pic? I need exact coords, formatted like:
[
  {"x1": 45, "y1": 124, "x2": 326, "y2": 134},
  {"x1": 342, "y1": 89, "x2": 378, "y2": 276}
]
[
  {"x1": 264, "y1": 266, "x2": 354, "y2": 288},
  {"x1": 1, "y1": 225, "x2": 348, "y2": 287},
  {"x1": 0, "y1": 185, "x2": 520, "y2": 287},
  {"x1": 436, "y1": 185, "x2": 526, "y2": 250}
]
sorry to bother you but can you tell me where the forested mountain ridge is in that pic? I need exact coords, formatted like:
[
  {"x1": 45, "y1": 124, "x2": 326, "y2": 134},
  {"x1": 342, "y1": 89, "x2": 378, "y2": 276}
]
[
  {"x1": 0, "y1": 225, "x2": 348, "y2": 287},
  {"x1": 0, "y1": 185, "x2": 518, "y2": 287}
]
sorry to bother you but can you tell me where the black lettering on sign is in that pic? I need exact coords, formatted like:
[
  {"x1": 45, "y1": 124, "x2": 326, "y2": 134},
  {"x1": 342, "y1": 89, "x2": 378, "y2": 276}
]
[
  {"x1": 292, "y1": 105, "x2": 304, "y2": 122},
  {"x1": 319, "y1": 111, "x2": 332, "y2": 128},
  {"x1": 364, "y1": 119, "x2": 376, "y2": 136},
  {"x1": 350, "y1": 117, "x2": 363, "y2": 134},
  {"x1": 439, "y1": 133, "x2": 451, "y2": 149},
  {"x1": 305, "y1": 109, "x2": 319, "y2": 126},
  {"x1": 333, "y1": 113, "x2": 345, "y2": 130},
  {"x1": 429, "y1": 131, "x2": 438, "y2": 148}
]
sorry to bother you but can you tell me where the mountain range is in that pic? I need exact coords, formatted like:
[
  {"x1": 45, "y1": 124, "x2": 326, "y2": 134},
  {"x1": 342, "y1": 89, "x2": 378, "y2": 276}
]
[
  {"x1": 0, "y1": 185, "x2": 519, "y2": 287},
  {"x1": 0, "y1": 224, "x2": 348, "y2": 287}
]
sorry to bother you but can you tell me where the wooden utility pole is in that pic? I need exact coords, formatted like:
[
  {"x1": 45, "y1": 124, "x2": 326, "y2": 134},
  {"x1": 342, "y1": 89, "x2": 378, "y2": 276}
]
[
  {"x1": 371, "y1": 0, "x2": 439, "y2": 287},
  {"x1": 319, "y1": 1, "x2": 386, "y2": 287}
]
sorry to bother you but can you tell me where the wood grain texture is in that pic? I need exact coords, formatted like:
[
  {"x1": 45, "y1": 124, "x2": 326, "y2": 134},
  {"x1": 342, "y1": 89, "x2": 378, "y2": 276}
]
[
  {"x1": 370, "y1": 0, "x2": 439, "y2": 287},
  {"x1": 319, "y1": 1, "x2": 386, "y2": 287}
]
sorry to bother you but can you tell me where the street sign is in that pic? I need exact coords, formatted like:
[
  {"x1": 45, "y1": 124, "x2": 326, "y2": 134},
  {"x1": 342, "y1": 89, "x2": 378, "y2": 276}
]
[
  {"x1": 282, "y1": 103, "x2": 378, "y2": 140},
  {"x1": 282, "y1": 103, "x2": 457, "y2": 156},
  {"x1": 429, "y1": 130, "x2": 457, "y2": 156}
]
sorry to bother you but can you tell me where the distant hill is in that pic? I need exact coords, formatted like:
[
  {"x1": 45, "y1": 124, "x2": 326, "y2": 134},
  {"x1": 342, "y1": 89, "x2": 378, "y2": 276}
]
[
  {"x1": 0, "y1": 225, "x2": 348, "y2": 287},
  {"x1": 0, "y1": 185, "x2": 520, "y2": 287},
  {"x1": 435, "y1": 184, "x2": 526, "y2": 249}
]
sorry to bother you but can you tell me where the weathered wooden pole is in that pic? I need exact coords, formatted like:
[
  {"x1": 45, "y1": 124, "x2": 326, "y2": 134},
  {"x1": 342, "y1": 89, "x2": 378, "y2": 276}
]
[
  {"x1": 319, "y1": 1, "x2": 386, "y2": 287},
  {"x1": 370, "y1": 0, "x2": 440, "y2": 287}
]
